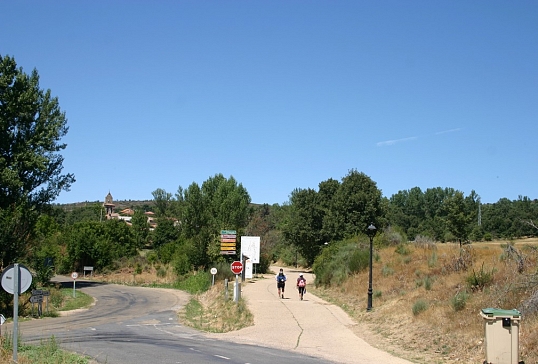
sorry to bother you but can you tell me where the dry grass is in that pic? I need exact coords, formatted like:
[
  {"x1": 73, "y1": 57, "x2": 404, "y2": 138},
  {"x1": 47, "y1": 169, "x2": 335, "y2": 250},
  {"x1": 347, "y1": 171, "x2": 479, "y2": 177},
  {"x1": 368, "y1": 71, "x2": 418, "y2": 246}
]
[
  {"x1": 93, "y1": 265, "x2": 177, "y2": 286},
  {"x1": 312, "y1": 239, "x2": 538, "y2": 363},
  {"x1": 180, "y1": 284, "x2": 253, "y2": 333}
]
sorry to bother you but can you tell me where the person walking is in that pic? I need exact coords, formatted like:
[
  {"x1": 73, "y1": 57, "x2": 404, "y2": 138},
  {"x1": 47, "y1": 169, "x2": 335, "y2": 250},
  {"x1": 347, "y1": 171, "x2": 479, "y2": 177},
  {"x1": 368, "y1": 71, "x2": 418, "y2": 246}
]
[
  {"x1": 275, "y1": 268, "x2": 287, "y2": 299},
  {"x1": 297, "y1": 274, "x2": 306, "y2": 300}
]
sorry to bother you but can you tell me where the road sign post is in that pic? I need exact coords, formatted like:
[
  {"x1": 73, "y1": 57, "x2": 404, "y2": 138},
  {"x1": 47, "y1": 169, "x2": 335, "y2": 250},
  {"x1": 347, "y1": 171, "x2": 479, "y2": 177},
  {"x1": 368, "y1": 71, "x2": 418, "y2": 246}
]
[
  {"x1": 72, "y1": 272, "x2": 78, "y2": 298},
  {"x1": 210, "y1": 267, "x2": 217, "y2": 286},
  {"x1": 231, "y1": 261, "x2": 243, "y2": 303}
]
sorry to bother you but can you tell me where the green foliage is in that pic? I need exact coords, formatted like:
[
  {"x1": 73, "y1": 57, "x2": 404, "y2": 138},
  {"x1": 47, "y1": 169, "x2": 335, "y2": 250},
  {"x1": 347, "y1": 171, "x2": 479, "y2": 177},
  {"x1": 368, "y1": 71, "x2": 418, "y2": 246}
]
[
  {"x1": 131, "y1": 209, "x2": 150, "y2": 248},
  {"x1": 428, "y1": 251, "x2": 438, "y2": 268},
  {"x1": 282, "y1": 170, "x2": 383, "y2": 267},
  {"x1": 379, "y1": 226, "x2": 406, "y2": 246},
  {"x1": 382, "y1": 264, "x2": 394, "y2": 276},
  {"x1": 172, "y1": 254, "x2": 191, "y2": 276},
  {"x1": 174, "y1": 271, "x2": 211, "y2": 294},
  {"x1": 18, "y1": 336, "x2": 91, "y2": 364},
  {"x1": 395, "y1": 243, "x2": 411, "y2": 256},
  {"x1": 424, "y1": 275, "x2": 433, "y2": 290},
  {"x1": 0, "y1": 55, "x2": 75, "y2": 267},
  {"x1": 348, "y1": 248, "x2": 369, "y2": 273},
  {"x1": 412, "y1": 299, "x2": 428, "y2": 315},
  {"x1": 152, "y1": 218, "x2": 180, "y2": 248},
  {"x1": 62, "y1": 220, "x2": 137, "y2": 272},
  {"x1": 451, "y1": 290, "x2": 469, "y2": 312},
  {"x1": 312, "y1": 237, "x2": 370, "y2": 287},
  {"x1": 466, "y1": 263, "x2": 494, "y2": 291}
]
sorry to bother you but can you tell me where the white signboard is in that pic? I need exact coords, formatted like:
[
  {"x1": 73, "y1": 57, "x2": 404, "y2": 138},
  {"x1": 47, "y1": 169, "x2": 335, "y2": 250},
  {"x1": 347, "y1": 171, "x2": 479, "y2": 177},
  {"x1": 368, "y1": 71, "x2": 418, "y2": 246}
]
[
  {"x1": 240, "y1": 236, "x2": 260, "y2": 264},
  {"x1": 245, "y1": 259, "x2": 253, "y2": 279}
]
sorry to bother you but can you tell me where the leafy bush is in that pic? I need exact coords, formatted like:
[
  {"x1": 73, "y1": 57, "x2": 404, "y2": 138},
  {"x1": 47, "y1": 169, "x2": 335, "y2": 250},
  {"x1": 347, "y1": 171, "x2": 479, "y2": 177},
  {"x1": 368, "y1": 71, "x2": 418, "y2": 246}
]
[
  {"x1": 312, "y1": 237, "x2": 370, "y2": 287},
  {"x1": 348, "y1": 248, "x2": 369, "y2": 273},
  {"x1": 412, "y1": 299, "x2": 428, "y2": 315},
  {"x1": 379, "y1": 226, "x2": 406, "y2": 246},
  {"x1": 451, "y1": 291, "x2": 469, "y2": 312},
  {"x1": 428, "y1": 251, "x2": 438, "y2": 268},
  {"x1": 382, "y1": 265, "x2": 394, "y2": 277},
  {"x1": 174, "y1": 271, "x2": 211, "y2": 294},
  {"x1": 395, "y1": 243, "x2": 411, "y2": 256},
  {"x1": 424, "y1": 276, "x2": 433, "y2": 291},
  {"x1": 466, "y1": 263, "x2": 494, "y2": 291}
]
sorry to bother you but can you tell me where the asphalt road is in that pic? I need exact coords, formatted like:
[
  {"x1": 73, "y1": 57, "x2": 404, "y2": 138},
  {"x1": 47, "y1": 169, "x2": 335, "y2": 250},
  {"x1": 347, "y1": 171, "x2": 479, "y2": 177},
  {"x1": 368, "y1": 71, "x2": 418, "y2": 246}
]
[{"x1": 5, "y1": 278, "x2": 334, "y2": 364}]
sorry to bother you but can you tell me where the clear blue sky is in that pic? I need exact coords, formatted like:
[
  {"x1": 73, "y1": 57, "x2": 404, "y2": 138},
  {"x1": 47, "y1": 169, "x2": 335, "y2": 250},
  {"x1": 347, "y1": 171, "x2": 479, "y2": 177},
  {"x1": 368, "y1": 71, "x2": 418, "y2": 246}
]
[{"x1": 2, "y1": 1, "x2": 537, "y2": 205}]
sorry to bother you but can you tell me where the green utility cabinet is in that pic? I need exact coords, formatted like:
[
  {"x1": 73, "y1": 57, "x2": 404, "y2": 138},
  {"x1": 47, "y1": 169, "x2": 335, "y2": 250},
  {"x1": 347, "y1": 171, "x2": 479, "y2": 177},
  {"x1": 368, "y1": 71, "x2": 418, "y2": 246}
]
[{"x1": 480, "y1": 308, "x2": 523, "y2": 364}]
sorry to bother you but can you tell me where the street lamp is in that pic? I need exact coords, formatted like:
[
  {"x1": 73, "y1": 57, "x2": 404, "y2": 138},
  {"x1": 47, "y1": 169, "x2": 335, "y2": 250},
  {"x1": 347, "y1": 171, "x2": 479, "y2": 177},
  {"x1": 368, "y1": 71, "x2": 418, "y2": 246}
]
[{"x1": 366, "y1": 223, "x2": 377, "y2": 311}]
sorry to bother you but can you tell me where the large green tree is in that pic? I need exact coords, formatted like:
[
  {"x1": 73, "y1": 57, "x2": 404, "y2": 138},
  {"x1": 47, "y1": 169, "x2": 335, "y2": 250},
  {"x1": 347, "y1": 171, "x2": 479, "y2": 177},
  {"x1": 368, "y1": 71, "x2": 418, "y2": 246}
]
[{"x1": 0, "y1": 55, "x2": 74, "y2": 267}]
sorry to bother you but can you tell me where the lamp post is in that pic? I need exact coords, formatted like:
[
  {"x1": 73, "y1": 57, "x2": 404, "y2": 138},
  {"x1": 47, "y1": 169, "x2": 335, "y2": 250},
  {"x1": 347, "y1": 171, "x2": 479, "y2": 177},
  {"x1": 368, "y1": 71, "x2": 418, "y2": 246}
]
[{"x1": 367, "y1": 223, "x2": 377, "y2": 311}]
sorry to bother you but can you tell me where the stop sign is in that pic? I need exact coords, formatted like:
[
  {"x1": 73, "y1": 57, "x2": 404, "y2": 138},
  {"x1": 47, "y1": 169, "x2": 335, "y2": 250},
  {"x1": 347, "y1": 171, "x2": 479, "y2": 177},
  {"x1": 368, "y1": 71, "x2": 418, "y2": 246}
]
[{"x1": 231, "y1": 261, "x2": 243, "y2": 275}]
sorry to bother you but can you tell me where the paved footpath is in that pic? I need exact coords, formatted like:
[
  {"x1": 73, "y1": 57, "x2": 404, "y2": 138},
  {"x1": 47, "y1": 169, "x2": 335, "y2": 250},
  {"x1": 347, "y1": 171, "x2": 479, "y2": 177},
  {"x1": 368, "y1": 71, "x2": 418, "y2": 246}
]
[{"x1": 208, "y1": 266, "x2": 412, "y2": 364}]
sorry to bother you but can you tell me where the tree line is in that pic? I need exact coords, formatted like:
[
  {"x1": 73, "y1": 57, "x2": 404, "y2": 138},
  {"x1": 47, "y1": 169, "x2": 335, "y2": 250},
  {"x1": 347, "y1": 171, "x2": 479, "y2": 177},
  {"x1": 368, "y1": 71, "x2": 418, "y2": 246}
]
[{"x1": 2, "y1": 54, "x2": 537, "y2": 294}]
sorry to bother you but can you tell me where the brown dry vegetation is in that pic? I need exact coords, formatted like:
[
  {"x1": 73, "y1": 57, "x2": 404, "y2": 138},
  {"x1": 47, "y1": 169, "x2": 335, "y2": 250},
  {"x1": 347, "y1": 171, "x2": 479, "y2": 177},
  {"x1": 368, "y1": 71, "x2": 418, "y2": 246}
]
[{"x1": 312, "y1": 239, "x2": 538, "y2": 364}]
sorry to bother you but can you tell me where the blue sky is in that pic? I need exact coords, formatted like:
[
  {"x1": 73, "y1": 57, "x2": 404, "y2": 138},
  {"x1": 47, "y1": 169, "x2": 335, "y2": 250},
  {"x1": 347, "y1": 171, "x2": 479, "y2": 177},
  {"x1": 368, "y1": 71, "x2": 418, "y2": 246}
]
[{"x1": 2, "y1": 1, "x2": 537, "y2": 205}]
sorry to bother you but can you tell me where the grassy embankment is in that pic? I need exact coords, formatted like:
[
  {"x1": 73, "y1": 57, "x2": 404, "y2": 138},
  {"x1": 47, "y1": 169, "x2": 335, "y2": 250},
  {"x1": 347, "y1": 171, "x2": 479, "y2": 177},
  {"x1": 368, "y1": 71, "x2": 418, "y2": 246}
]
[
  {"x1": 0, "y1": 289, "x2": 95, "y2": 364},
  {"x1": 311, "y1": 239, "x2": 538, "y2": 364}
]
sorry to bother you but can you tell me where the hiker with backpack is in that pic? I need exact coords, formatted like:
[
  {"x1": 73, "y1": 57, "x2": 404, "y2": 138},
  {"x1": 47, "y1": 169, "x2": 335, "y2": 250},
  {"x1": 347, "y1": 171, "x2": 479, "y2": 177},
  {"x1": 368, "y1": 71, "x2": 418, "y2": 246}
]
[
  {"x1": 275, "y1": 268, "x2": 287, "y2": 299},
  {"x1": 297, "y1": 274, "x2": 306, "y2": 300}
]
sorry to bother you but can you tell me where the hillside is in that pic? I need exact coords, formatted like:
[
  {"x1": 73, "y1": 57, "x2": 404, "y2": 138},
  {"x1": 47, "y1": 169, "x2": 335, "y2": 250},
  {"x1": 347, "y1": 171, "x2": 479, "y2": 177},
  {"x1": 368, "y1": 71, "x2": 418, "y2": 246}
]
[{"x1": 312, "y1": 239, "x2": 538, "y2": 363}]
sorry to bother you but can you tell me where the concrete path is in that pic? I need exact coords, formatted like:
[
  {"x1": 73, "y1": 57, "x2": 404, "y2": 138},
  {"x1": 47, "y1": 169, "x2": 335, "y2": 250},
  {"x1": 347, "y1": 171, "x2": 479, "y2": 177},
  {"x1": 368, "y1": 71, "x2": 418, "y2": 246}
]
[{"x1": 209, "y1": 266, "x2": 412, "y2": 364}]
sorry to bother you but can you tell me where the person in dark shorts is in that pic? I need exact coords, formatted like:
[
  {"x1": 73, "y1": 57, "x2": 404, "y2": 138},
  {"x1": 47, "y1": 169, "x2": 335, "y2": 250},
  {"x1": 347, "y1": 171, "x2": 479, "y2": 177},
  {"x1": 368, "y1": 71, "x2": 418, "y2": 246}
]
[
  {"x1": 275, "y1": 268, "x2": 287, "y2": 298},
  {"x1": 297, "y1": 274, "x2": 306, "y2": 300}
]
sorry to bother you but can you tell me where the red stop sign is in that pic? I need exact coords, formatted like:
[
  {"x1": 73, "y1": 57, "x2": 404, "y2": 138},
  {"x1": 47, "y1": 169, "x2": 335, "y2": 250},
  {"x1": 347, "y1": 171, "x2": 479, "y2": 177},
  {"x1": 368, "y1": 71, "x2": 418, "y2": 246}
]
[{"x1": 231, "y1": 261, "x2": 243, "y2": 275}]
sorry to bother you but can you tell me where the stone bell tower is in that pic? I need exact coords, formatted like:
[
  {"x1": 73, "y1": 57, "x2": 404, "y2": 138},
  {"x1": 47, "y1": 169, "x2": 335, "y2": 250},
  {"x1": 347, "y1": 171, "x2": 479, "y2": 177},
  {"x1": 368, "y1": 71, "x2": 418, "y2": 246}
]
[{"x1": 103, "y1": 192, "x2": 115, "y2": 218}]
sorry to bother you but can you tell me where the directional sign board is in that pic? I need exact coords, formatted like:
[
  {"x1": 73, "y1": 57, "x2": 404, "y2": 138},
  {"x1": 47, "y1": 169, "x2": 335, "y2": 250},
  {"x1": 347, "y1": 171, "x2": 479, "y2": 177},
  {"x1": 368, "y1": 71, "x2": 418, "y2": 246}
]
[
  {"x1": 220, "y1": 229, "x2": 237, "y2": 255},
  {"x1": 231, "y1": 261, "x2": 243, "y2": 275}
]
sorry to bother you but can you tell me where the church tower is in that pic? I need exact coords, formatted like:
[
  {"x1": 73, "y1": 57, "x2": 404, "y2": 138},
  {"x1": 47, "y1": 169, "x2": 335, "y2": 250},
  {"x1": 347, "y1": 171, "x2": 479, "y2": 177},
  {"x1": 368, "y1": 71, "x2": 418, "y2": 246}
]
[{"x1": 103, "y1": 192, "x2": 115, "y2": 218}]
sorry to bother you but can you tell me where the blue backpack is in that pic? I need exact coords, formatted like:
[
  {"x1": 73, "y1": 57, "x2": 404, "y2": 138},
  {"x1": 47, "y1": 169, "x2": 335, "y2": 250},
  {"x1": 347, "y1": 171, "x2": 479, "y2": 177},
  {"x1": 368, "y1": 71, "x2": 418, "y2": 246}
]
[{"x1": 278, "y1": 274, "x2": 286, "y2": 283}]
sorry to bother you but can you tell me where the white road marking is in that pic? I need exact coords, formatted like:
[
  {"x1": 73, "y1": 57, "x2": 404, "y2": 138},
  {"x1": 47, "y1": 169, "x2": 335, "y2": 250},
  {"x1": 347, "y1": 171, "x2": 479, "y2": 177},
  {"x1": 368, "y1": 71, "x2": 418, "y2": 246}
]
[{"x1": 214, "y1": 354, "x2": 230, "y2": 360}]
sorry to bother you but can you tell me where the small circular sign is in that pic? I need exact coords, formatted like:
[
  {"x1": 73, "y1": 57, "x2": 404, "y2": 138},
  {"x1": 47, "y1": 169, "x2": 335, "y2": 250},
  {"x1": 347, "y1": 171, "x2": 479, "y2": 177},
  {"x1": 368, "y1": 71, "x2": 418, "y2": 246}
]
[
  {"x1": 1, "y1": 264, "x2": 33, "y2": 295},
  {"x1": 210, "y1": 267, "x2": 217, "y2": 275},
  {"x1": 71, "y1": 272, "x2": 78, "y2": 280},
  {"x1": 231, "y1": 261, "x2": 243, "y2": 275}
]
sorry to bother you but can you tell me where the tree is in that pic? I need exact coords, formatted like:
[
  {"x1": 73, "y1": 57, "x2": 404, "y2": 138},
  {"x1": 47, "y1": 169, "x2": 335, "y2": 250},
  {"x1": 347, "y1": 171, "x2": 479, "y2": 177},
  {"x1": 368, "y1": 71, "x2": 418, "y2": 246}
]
[
  {"x1": 282, "y1": 188, "x2": 325, "y2": 266},
  {"x1": 131, "y1": 209, "x2": 150, "y2": 249},
  {"x1": 445, "y1": 191, "x2": 472, "y2": 246},
  {"x1": 323, "y1": 170, "x2": 383, "y2": 240},
  {"x1": 152, "y1": 188, "x2": 173, "y2": 217},
  {"x1": 0, "y1": 55, "x2": 74, "y2": 267}
]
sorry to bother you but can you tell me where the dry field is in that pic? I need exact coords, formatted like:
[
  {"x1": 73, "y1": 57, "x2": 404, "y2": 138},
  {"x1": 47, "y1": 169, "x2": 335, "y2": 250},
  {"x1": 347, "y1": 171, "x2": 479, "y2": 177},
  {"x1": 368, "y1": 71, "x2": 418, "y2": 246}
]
[{"x1": 313, "y1": 238, "x2": 538, "y2": 364}]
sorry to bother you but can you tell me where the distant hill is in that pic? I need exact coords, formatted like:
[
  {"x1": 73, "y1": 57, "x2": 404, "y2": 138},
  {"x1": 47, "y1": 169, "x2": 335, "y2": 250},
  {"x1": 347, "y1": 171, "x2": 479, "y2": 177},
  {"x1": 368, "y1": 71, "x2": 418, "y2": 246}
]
[{"x1": 56, "y1": 200, "x2": 155, "y2": 212}]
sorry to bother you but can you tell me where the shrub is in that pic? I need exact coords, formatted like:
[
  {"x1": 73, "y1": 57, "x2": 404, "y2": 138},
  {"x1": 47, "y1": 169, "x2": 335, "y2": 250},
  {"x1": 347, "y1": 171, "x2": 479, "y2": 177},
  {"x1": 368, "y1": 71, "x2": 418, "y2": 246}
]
[
  {"x1": 466, "y1": 262, "x2": 494, "y2": 291},
  {"x1": 382, "y1": 265, "x2": 394, "y2": 277},
  {"x1": 395, "y1": 243, "x2": 411, "y2": 256},
  {"x1": 412, "y1": 299, "x2": 428, "y2": 315},
  {"x1": 380, "y1": 226, "x2": 406, "y2": 246},
  {"x1": 174, "y1": 271, "x2": 211, "y2": 294},
  {"x1": 348, "y1": 249, "x2": 369, "y2": 273},
  {"x1": 428, "y1": 251, "x2": 438, "y2": 268},
  {"x1": 156, "y1": 266, "x2": 167, "y2": 278},
  {"x1": 451, "y1": 291, "x2": 469, "y2": 312},
  {"x1": 424, "y1": 276, "x2": 433, "y2": 291}
]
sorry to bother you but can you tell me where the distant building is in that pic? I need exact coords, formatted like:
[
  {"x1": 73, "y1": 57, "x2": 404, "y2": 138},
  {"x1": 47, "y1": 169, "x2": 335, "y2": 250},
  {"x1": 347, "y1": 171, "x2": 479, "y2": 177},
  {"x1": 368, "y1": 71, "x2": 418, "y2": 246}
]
[
  {"x1": 104, "y1": 192, "x2": 156, "y2": 229},
  {"x1": 103, "y1": 192, "x2": 119, "y2": 220}
]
